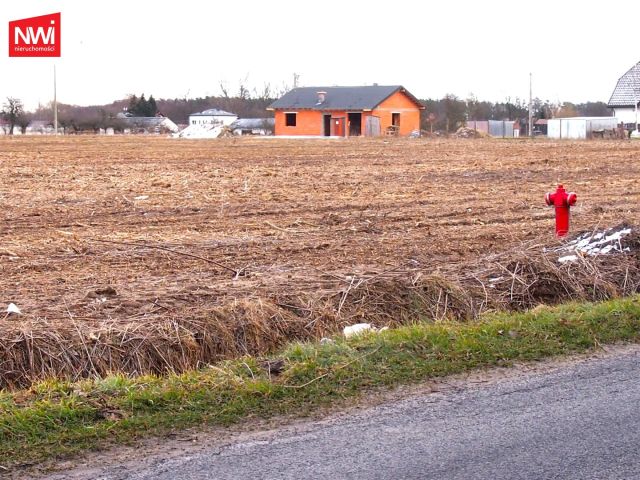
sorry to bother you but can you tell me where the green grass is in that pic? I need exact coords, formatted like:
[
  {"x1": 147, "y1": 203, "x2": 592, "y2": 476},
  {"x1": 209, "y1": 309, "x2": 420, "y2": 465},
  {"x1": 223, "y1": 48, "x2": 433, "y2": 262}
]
[{"x1": 2, "y1": 296, "x2": 640, "y2": 468}]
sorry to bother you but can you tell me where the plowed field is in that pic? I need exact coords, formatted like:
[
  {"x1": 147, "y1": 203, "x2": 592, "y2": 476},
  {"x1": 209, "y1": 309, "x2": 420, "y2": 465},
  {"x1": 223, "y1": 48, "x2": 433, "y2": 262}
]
[{"x1": 1, "y1": 136, "x2": 638, "y2": 386}]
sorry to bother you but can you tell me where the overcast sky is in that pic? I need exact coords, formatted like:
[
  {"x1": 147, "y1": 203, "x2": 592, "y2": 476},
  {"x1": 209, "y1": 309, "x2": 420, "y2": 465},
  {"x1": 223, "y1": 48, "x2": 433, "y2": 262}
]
[{"x1": 1, "y1": 0, "x2": 638, "y2": 110}]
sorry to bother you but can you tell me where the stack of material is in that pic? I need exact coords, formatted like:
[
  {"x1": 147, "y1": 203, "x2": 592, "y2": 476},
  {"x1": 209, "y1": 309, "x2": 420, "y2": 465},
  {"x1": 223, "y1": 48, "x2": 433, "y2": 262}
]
[{"x1": 454, "y1": 127, "x2": 482, "y2": 138}]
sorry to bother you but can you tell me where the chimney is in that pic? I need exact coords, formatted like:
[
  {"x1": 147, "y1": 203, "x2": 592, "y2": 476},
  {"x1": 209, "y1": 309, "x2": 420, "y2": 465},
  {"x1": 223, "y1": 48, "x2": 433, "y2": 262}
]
[{"x1": 316, "y1": 91, "x2": 327, "y2": 105}]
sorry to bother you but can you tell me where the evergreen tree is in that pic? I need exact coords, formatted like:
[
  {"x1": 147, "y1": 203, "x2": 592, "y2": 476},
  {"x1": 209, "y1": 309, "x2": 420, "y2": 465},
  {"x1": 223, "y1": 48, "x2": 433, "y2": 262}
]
[
  {"x1": 138, "y1": 94, "x2": 148, "y2": 116},
  {"x1": 127, "y1": 95, "x2": 138, "y2": 114},
  {"x1": 148, "y1": 95, "x2": 158, "y2": 116}
]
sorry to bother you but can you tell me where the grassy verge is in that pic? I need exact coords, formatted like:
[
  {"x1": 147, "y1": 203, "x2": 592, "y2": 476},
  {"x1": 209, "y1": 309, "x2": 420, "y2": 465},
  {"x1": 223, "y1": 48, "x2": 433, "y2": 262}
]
[{"x1": 2, "y1": 296, "x2": 640, "y2": 468}]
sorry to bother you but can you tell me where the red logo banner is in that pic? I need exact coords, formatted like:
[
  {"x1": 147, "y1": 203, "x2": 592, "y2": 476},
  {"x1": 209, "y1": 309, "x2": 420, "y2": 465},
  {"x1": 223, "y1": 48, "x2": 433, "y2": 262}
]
[{"x1": 9, "y1": 13, "x2": 61, "y2": 57}]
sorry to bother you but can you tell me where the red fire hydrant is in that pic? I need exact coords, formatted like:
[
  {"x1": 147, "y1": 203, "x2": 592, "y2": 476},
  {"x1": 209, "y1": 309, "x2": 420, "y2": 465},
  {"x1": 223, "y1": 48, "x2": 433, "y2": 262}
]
[{"x1": 545, "y1": 184, "x2": 577, "y2": 237}]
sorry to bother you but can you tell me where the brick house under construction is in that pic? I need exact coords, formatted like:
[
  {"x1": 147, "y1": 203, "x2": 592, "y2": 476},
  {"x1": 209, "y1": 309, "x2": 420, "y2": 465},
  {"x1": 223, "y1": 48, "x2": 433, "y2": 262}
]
[{"x1": 267, "y1": 85, "x2": 424, "y2": 137}]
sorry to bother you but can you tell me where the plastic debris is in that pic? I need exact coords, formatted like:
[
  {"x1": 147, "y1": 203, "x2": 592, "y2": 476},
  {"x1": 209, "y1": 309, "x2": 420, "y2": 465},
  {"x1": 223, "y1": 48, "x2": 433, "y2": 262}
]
[
  {"x1": 343, "y1": 323, "x2": 373, "y2": 338},
  {"x1": 7, "y1": 303, "x2": 21, "y2": 315},
  {"x1": 343, "y1": 323, "x2": 390, "y2": 338},
  {"x1": 134, "y1": 195, "x2": 149, "y2": 201}
]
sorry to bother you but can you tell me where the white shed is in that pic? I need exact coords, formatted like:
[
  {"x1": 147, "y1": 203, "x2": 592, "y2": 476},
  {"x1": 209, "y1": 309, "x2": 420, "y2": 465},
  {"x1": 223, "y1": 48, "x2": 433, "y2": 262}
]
[{"x1": 547, "y1": 117, "x2": 618, "y2": 139}]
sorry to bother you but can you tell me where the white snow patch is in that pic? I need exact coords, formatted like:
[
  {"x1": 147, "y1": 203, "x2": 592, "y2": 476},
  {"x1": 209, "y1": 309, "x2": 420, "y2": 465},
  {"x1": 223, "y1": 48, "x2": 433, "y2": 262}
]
[{"x1": 556, "y1": 226, "x2": 632, "y2": 263}]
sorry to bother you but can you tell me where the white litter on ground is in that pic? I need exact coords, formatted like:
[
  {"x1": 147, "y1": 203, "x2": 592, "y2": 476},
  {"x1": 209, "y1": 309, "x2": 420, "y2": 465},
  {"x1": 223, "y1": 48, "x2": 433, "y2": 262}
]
[
  {"x1": 343, "y1": 323, "x2": 372, "y2": 338},
  {"x1": 558, "y1": 255, "x2": 579, "y2": 264},
  {"x1": 556, "y1": 225, "x2": 632, "y2": 263},
  {"x1": 343, "y1": 323, "x2": 389, "y2": 338},
  {"x1": 6, "y1": 303, "x2": 21, "y2": 315}
]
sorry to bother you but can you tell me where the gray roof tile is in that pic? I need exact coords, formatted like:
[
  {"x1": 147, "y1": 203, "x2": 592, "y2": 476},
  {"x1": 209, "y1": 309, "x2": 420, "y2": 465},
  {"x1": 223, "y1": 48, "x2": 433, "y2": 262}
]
[
  {"x1": 268, "y1": 85, "x2": 423, "y2": 110},
  {"x1": 231, "y1": 118, "x2": 274, "y2": 129},
  {"x1": 608, "y1": 62, "x2": 640, "y2": 107}
]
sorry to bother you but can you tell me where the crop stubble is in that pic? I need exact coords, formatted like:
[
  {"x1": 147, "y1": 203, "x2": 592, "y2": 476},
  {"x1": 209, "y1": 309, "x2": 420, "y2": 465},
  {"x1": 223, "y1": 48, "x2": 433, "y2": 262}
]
[{"x1": 0, "y1": 136, "x2": 639, "y2": 387}]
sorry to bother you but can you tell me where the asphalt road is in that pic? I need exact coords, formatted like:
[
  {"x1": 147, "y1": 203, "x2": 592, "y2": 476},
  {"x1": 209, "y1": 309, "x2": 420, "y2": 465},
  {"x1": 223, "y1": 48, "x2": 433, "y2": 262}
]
[{"x1": 46, "y1": 347, "x2": 640, "y2": 480}]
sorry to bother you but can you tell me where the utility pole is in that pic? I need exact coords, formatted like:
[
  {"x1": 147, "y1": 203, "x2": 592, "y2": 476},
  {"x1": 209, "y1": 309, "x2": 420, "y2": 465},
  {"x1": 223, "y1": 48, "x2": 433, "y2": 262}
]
[
  {"x1": 53, "y1": 65, "x2": 58, "y2": 135},
  {"x1": 293, "y1": 73, "x2": 299, "y2": 88},
  {"x1": 635, "y1": 64, "x2": 639, "y2": 136},
  {"x1": 529, "y1": 72, "x2": 533, "y2": 137}
]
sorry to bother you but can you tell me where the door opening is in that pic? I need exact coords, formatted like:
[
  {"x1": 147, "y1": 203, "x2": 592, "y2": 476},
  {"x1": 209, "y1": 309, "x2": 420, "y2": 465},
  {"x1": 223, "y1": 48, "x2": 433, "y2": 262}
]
[
  {"x1": 348, "y1": 113, "x2": 362, "y2": 136},
  {"x1": 323, "y1": 114, "x2": 331, "y2": 136}
]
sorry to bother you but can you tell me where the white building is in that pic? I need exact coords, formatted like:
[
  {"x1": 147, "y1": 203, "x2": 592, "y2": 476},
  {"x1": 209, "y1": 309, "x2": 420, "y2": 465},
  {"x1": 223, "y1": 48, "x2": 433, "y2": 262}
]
[
  {"x1": 188, "y1": 109, "x2": 237, "y2": 127},
  {"x1": 608, "y1": 61, "x2": 640, "y2": 127},
  {"x1": 547, "y1": 117, "x2": 618, "y2": 140}
]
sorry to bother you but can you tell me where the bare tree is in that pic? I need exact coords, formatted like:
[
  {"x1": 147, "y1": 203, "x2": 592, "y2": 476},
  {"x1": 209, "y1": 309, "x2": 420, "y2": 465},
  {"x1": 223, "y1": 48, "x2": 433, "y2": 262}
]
[
  {"x1": 17, "y1": 112, "x2": 31, "y2": 134},
  {"x1": 256, "y1": 82, "x2": 272, "y2": 102},
  {"x1": 219, "y1": 82, "x2": 230, "y2": 99},
  {"x1": 1, "y1": 97, "x2": 24, "y2": 135}
]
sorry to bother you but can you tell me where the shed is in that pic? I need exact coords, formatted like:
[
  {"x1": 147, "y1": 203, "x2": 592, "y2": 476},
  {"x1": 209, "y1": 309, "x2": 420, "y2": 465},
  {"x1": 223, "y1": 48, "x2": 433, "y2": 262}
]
[
  {"x1": 116, "y1": 113, "x2": 179, "y2": 134},
  {"x1": 466, "y1": 120, "x2": 516, "y2": 138},
  {"x1": 230, "y1": 118, "x2": 274, "y2": 136},
  {"x1": 268, "y1": 85, "x2": 424, "y2": 137},
  {"x1": 534, "y1": 119, "x2": 548, "y2": 136},
  {"x1": 547, "y1": 117, "x2": 618, "y2": 139}
]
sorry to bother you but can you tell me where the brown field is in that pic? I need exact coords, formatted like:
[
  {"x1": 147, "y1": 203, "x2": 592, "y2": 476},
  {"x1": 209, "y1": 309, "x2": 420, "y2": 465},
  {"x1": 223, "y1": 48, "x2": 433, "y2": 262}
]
[{"x1": 1, "y1": 136, "x2": 639, "y2": 387}]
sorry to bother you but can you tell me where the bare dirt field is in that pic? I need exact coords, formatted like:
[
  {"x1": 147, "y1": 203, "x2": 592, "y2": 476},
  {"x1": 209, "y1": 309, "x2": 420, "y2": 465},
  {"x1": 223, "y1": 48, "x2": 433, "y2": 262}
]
[{"x1": 1, "y1": 136, "x2": 639, "y2": 387}]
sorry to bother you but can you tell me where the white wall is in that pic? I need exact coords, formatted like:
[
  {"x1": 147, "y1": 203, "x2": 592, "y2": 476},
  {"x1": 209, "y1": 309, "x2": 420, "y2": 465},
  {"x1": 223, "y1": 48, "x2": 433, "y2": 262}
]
[
  {"x1": 611, "y1": 108, "x2": 639, "y2": 125},
  {"x1": 547, "y1": 117, "x2": 618, "y2": 139}
]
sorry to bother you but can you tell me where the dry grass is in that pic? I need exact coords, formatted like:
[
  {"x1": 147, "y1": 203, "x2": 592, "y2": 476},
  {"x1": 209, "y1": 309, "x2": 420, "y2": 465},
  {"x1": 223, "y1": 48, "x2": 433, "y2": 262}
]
[{"x1": 1, "y1": 136, "x2": 640, "y2": 388}]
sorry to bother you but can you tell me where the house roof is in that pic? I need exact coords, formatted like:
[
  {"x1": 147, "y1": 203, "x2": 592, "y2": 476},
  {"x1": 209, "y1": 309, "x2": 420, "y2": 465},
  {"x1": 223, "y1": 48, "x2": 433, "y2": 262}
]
[
  {"x1": 119, "y1": 116, "x2": 179, "y2": 133},
  {"x1": 608, "y1": 62, "x2": 640, "y2": 107},
  {"x1": 121, "y1": 117, "x2": 168, "y2": 126},
  {"x1": 231, "y1": 118, "x2": 275, "y2": 129},
  {"x1": 190, "y1": 109, "x2": 236, "y2": 117},
  {"x1": 268, "y1": 85, "x2": 425, "y2": 111}
]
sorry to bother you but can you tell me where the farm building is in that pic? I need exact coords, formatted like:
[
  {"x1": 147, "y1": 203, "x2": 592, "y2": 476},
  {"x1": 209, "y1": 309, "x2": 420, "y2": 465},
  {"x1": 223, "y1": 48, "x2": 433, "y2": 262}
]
[
  {"x1": 230, "y1": 118, "x2": 274, "y2": 136},
  {"x1": 267, "y1": 85, "x2": 424, "y2": 137},
  {"x1": 547, "y1": 117, "x2": 617, "y2": 139},
  {"x1": 608, "y1": 61, "x2": 640, "y2": 130},
  {"x1": 466, "y1": 120, "x2": 517, "y2": 138},
  {"x1": 188, "y1": 109, "x2": 237, "y2": 127},
  {"x1": 116, "y1": 113, "x2": 179, "y2": 134},
  {"x1": 534, "y1": 119, "x2": 548, "y2": 136}
]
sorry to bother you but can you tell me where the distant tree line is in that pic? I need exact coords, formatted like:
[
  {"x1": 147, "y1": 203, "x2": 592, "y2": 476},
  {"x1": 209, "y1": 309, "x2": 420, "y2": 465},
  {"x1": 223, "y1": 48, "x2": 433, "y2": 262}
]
[
  {"x1": 23, "y1": 82, "x2": 282, "y2": 133},
  {"x1": 420, "y1": 94, "x2": 612, "y2": 133},
  {"x1": 2, "y1": 82, "x2": 613, "y2": 135}
]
